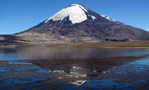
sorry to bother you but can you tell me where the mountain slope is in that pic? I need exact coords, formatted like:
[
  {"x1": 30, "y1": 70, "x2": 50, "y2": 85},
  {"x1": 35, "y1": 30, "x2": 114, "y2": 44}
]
[{"x1": 15, "y1": 4, "x2": 149, "y2": 43}]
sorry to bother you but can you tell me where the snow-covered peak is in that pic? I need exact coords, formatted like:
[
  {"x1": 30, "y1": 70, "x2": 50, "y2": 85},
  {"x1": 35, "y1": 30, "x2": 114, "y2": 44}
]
[
  {"x1": 68, "y1": 4, "x2": 88, "y2": 12},
  {"x1": 45, "y1": 4, "x2": 96, "y2": 24},
  {"x1": 101, "y1": 15, "x2": 115, "y2": 22}
]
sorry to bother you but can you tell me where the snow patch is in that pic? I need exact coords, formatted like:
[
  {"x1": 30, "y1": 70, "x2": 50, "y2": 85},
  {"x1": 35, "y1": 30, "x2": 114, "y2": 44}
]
[
  {"x1": 89, "y1": 15, "x2": 96, "y2": 21},
  {"x1": 101, "y1": 15, "x2": 115, "y2": 22}
]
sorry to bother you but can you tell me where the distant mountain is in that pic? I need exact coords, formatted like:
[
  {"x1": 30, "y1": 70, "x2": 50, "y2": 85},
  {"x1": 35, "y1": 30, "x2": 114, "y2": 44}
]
[{"x1": 1, "y1": 4, "x2": 149, "y2": 44}]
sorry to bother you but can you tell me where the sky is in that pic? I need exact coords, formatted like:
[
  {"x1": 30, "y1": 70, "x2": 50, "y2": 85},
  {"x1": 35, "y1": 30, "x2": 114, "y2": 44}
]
[{"x1": 0, "y1": 0, "x2": 149, "y2": 34}]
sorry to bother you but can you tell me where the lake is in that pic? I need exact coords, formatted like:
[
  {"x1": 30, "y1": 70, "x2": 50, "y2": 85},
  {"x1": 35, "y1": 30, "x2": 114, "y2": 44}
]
[{"x1": 0, "y1": 47, "x2": 149, "y2": 90}]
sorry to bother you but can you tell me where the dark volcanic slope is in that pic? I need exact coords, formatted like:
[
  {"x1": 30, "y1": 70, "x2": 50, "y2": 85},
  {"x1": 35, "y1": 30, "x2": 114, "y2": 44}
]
[{"x1": 12, "y1": 4, "x2": 149, "y2": 43}]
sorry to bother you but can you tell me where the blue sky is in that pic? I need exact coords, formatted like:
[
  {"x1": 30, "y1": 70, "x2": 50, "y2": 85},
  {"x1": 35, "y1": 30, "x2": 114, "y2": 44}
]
[{"x1": 0, "y1": 0, "x2": 149, "y2": 34}]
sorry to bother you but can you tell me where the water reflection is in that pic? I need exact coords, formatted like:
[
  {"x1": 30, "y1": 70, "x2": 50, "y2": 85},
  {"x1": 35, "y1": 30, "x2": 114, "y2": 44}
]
[
  {"x1": 17, "y1": 47, "x2": 146, "y2": 59},
  {"x1": 84, "y1": 58, "x2": 149, "y2": 90},
  {"x1": 0, "y1": 46, "x2": 147, "y2": 60},
  {"x1": 0, "y1": 47, "x2": 149, "y2": 90},
  {"x1": 27, "y1": 56, "x2": 144, "y2": 87}
]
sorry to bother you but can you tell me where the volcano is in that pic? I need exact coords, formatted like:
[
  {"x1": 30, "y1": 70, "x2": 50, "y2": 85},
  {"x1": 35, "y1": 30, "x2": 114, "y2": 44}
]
[{"x1": 1, "y1": 4, "x2": 149, "y2": 44}]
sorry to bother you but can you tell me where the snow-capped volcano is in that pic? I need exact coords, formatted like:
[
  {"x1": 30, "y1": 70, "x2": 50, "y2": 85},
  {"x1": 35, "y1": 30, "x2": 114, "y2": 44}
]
[
  {"x1": 45, "y1": 4, "x2": 96, "y2": 24},
  {"x1": 15, "y1": 4, "x2": 149, "y2": 43}
]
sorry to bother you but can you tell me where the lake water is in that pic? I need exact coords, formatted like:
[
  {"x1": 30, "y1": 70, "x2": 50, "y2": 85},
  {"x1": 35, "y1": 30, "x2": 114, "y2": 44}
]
[{"x1": 0, "y1": 47, "x2": 149, "y2": 90}]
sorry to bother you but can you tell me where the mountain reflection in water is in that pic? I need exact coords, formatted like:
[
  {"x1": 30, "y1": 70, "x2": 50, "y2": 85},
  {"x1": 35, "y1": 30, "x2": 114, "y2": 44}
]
[
  {"x1": 1, "y1": 46, "x2": 147, "y2": 60},
  {"x1": 26, "y1": 56, "x2": 145, "y2": 87},
  {"x1": 0, "y1": 47, "x2": 149, "y2": 90}
]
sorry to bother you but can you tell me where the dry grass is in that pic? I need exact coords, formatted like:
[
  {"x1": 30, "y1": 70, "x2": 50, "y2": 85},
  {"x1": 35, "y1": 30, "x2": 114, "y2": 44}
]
[
  {"x1": 1, "y1": 40, "x2": 149, "y2": 48},
  {"x1": 47, "y1": 41, "x2": 149, "y2": 48}
]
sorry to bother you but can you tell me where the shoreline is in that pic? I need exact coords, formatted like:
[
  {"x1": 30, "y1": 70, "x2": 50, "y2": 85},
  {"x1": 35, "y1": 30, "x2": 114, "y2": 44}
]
[{"x1": 1, "y1": 41, "x2": 149, "y2": 48}]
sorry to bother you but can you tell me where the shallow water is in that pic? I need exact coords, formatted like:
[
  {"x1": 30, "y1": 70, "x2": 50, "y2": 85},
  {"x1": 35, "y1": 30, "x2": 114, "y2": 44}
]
[
  {"x1": 0, "y1": 47, "x2": 149, "y2": 90},
  {"x1": 0, "y1": 47, "x2": 148, "y2": 60},
  {"x1": 84, "y1": 58, "x2": 149, "y2": 90}
]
